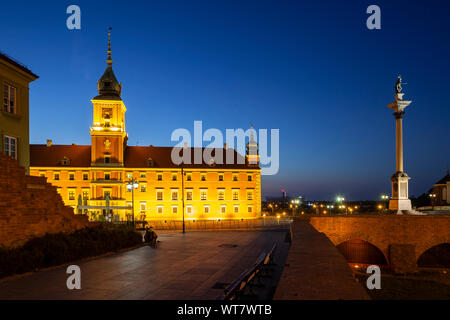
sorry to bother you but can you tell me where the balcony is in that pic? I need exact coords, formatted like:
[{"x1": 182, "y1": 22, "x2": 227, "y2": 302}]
[{"x1": 90, "y1": 179, "x2": 124, "y2": 184}]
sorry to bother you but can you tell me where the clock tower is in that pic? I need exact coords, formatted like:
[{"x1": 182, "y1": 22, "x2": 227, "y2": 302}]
[{"x1": 90, "y1": 28, "x2": 127, "y2": 166}]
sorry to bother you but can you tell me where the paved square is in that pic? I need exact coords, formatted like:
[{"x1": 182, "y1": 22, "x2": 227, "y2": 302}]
[{"x1": 0, "y1": 230, "x2": 287, "y2": 300}]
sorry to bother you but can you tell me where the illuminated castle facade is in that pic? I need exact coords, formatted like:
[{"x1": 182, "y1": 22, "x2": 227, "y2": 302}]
[{"x1": 29, "y1": 31, "x2": 261, "y2": 222}]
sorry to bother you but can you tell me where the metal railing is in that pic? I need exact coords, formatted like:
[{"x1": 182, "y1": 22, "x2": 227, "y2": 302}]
[
  {"x1": 145, "y1": 218, "x2": 291, "y2": 231},
  {"x1": 217, "y1": 243, "x2": 277, "y2": 300}
]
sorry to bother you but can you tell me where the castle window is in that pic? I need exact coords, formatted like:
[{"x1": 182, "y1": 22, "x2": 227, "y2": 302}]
[
  {"x1": 104, "y1": 155, "x2": 111, "y2": 164},
  {"x1": 69, "y1": 173, "x2": 75, "y2": 181},
  {"x1": 157, "y1": 173, "x2": 163, "y2": 181},
  {"x1": 103, "y1": 189, "x2": 111, "y2": 199},
  {"x1": 200, "y1": 189, "x2": 207, "y2": 201},
  {"x1": 140, "y1": 202, "x2": 146, "y2": 213},
  {"x1": 186, "y1": 173, "x2": 192, "y2": 181},
  {"x1": 172, "y1": 206, "x2": 178, "y2": 214},
  {"x1": 68, "y1": 189, "x2": 76, "y2": 201},
  {"x1": 248, "y1": 175, "x2": 252, "y2": 182},
  {"x1": 54, "y1": 173, "x2": 60, "y2": 180},
  {"x1": 218, "y1": 190, "x2": 225, "y2": 201},
  {"x1": 204, "y1": 205, "x2": 210, "y2": 214},
  {"x1": 234, "y1": 205, "x2": 239, "y2": 213},
  {"x1": 221, "y1": 205, "x2": 226, "y2": 214},
  {"x1": 157, "y1": 206, "x2": 163, "y2": 214},
  {"x1": 82, "y1": 190, "x2": 89, "y2": 200},
  {"x1": 172, "y1": 173, "x2": 177, "y2": 181},
  {"x1": 102, "y1": 108, "x2": 112, "y2": 119},
  {"x1": 61, "y1": 157, "x2": 70, "y2": 166},
  {"x1": 156, "y1": 190, "x2": 163, "y2": 201},
  {"x1": 232, "y1": 190, "x2": 239, "y2": 201},
  {"x1": 171, "y1": 190, "x2": 178, "y2": 201},
  {"x1": 186, "y1": 206, "x2": 192, "y2": 214},
  {"x1": 201, "y1": 174, "x2": 206, "y2": 181},
  {"x1": 218, "y1": 174, "x2": 224, "y2": 181},
  {"x1": 147, "y1": 158, "x2": 154, "y2": 167},
  {"x1": 83, "y1": 173, "x2": 89, "y2": 180},
  {"x1": 247, "y1": 190, "x2": 253, "y2": 201},
  {"x1": 186, "y1": 190, "x2": 193, "y2": 201},
  {"x1": 3, "y1": 136, "x2": 17, "y2": 159},
  {"x1": 141, "y1": 184, "x2": 146, "y2": 192},
  {"x1": 104, "y1": 173, "x2": 110, "y2": 180},
  {"x1": 3, "y1": 84, "x2": 16, "y2": 114},
  {"x1": 233, "y1": 174, "x2": 238, "y2": 182},
  {"x1": 140, "y1": 172, "x2": 146, "y2": 178},
  {"x1": 248, "y1": 206, "x2": 253, "y2": 213}
]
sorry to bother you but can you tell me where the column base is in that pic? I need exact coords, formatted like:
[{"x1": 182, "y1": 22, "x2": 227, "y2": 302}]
[{"x1": 389, "y1": 199, "x2": 412, "y2": 211}]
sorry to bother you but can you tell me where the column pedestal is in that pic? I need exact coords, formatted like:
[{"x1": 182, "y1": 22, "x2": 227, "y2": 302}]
[{"x1": 389, "y1": 172, "x2": 412, "y2": 213}]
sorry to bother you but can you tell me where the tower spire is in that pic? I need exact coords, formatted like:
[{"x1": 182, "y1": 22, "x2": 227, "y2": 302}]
[
  {"x1": 106, "y1": 27, "x2": 113, "y2": 66},
  {"x1": 95, "y1": 27, "x2": 122, "y2": 99}
]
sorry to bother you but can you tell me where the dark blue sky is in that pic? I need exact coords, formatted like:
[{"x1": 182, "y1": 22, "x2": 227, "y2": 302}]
[{"x1": 1, "y1": 0, "x2": 449, "y2": 200}]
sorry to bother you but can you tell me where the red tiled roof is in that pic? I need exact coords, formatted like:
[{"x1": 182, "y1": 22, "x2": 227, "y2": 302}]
[
  {"x1": 30, "y1": 144, "x2": 258, "y2": 169},
  {"x1": 30, "y1": 145, "x2": 91, "y2": 167}
]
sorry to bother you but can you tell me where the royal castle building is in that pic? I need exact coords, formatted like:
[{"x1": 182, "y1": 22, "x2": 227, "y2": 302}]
[{"x1": 29, "y1": 32, "x2": 261, "y2": 222}]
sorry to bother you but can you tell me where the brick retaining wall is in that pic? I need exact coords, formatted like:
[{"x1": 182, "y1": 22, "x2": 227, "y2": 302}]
[{"x1": 0, "y1": 152, "x2": 89, "y2": 247}]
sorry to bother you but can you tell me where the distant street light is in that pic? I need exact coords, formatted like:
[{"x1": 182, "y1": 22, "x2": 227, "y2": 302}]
[
  {"x1": 381, "y1": 194, "x2": 389, "y2": 211},
  {"x1": 429, "y1": 193, "x2": 437, "y2": 210}
]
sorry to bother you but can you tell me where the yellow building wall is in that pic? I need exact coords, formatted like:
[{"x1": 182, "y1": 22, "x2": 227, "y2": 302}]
[
  {"x1": 30, "y1": 167, "x2": 262, "y2": 221},
  {"x1": 0, "y1": 58, "x2": 37, "y2": 172}
]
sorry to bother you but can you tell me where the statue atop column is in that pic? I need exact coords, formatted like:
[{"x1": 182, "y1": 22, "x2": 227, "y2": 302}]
[{"x1": 395, "y1": 75, "x2": 402, "y2": 93}]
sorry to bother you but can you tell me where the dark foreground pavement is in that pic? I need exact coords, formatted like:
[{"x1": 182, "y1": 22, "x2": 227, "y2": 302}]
[
  {"x1": 274, "y1": 221, "x2": 370, "y2": 300},
  {"x1": 0, "y1": 230, "x2": 288, "y2": 300}
]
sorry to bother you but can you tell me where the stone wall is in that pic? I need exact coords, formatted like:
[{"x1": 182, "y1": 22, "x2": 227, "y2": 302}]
[
  {"x1": 309, "y1": 215, "x2": 450, "y2": 273},
  {"x1": 0, "y1": 152, "x2": 89, "y2": 248}
]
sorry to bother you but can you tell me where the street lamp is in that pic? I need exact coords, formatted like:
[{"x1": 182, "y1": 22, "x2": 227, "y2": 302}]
[
  {"x1": 181, "y1": 166, "x2": 186, "y2": 233},
  {"x1": 429, "y1": 193, "x2": 437, "y2": 210},
  {"x1": 126, "y1": 177, "x2": 139, "y2": 228},
  {"x1": 381, "y1": 194, "x2": 389, "y2": 211}
]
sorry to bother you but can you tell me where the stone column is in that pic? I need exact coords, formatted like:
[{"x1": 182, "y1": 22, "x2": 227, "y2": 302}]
[
  {"x1": 395, "y1": 111, "x2": 404, "y2": 173},
  {"x1": 388, "y1": 88, "x2": 413, "y2": 214}
]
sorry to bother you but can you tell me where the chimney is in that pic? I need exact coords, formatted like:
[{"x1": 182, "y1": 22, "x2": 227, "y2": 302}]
[{"x1": 46, "y1": 139, "x2": 52, "y2": 147}]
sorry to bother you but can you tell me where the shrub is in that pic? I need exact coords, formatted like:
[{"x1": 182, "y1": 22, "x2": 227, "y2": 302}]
[{"x1": 0, "y1": 224, "x2": 142, "y2": 279}]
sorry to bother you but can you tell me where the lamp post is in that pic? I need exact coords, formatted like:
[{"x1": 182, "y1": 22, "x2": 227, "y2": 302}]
[
  {"x1": 127, "y1": 178, "x2": 139, "y2": 228},
  {"x1": 381, "y1": 194, "x2": 389, "y2": 211},
  {"x1": 181, "y1": 165, "x2": 186, "y2": 233},
  {"x1": 429, "y1": 193, "x2": 436, "y2": 210}
]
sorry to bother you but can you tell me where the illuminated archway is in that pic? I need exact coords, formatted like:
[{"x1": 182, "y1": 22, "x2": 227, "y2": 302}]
[
  {"x1": 337, "y1": 239, "x2": 388, "y2": 266},
  {"x1": 417, "y1": 243, "x2": 450, "y2": 268}
]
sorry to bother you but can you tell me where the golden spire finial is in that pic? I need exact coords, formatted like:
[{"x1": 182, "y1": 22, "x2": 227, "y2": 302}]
[{"x1": 107, "y1": 27, "x2": 113, "y2": 66}]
